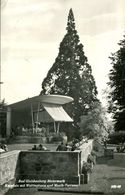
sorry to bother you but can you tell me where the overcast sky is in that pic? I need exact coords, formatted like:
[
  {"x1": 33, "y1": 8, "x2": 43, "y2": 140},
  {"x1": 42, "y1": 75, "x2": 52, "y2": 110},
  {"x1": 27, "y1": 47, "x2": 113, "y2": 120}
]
[{"x1": 1, "y1": 0, "x2": 125, "y2": 104}]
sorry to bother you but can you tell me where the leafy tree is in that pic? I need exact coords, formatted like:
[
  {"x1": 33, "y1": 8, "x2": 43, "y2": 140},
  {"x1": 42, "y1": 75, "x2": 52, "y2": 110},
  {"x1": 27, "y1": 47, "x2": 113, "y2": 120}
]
[
  {"x1": 41, "y1": 9, "x2": 98, "y2": 137},
  {"x1": 79, "y1": 101, "x2": 111, "y2": 139},
  {"x1": 108, "y1": 35, "x2": 125, "y2": 131}
]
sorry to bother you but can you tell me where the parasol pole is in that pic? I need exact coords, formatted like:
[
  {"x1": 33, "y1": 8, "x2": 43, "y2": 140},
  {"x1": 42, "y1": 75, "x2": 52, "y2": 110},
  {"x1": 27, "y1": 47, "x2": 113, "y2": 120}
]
[
  {"x1": 31, "y1": 104, "x2": 35, "y2": 133},
  {"x1": 57, "y1": 122, "x2": 60, "y2": 134},
  {"x1": 54, "y1": 121, "x2": 56, "y2": 133},
  {"x1": 36, "y1": 102, "x2": 40, "y2": 133}
]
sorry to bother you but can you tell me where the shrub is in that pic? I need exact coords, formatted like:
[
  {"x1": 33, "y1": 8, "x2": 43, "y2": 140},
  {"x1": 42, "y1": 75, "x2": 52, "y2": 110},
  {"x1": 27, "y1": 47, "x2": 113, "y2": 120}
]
[
  {"x1": 108, "y1": 131, "x2": 125, "y2": 144},
  {"x1": 82, "y1": 162, "x2": 92, "y2": 174}
]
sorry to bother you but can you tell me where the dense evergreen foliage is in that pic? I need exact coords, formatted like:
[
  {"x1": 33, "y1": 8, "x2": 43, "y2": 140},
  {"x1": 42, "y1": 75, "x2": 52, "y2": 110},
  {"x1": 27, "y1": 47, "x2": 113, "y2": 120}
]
[
  {"x1": 41, "y1": 9, "x2": 98, "y2": 137},
  {"x1": 108, "y1": 35, "x2": 125, "y2": 131}
]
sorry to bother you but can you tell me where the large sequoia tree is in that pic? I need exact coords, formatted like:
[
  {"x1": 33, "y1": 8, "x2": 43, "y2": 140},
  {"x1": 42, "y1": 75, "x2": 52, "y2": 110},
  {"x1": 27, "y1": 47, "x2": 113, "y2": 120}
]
[{"x1": 41, "y1": 9, "x2": 98, "y2": 136}]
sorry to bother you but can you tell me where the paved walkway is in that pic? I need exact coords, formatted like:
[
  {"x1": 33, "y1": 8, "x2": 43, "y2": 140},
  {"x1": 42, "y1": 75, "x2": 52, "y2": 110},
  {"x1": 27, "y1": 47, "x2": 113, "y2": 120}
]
[
  {"x1": 8, "y1": 143, "x2": 57, "y2": 151},
  {"x1": 82, "y1": 154, "x2": 125, "y2": 194},
  {"x1": 4, "y1": 189, "x2": 102, "y2": 195}
]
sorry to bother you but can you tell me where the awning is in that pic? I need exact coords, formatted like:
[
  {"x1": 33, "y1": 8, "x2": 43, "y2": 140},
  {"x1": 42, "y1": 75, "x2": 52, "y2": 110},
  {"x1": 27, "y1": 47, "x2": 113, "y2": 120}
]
[{"x1": 42, "y1": 103, "x2": 73, "y2": 122}]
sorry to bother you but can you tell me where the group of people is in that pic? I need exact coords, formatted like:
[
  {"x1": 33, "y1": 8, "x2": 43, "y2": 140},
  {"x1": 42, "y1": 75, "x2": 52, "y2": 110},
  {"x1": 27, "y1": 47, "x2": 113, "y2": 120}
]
[
  {"x1": 0, "y1": 143, "x2": 8, "y2": 153},
  {"x1": 56, "y1": 142, "x2": 77, "y2": 151},
  {"x1": 31, "y1": 141, "x2": 77, "y2": 152},
  {"x1": 32, "y1": 144, "x2": 47, "y2": 151},
  {"x1": 116, "y1": 143, "x2": 125, "y2": 153}
]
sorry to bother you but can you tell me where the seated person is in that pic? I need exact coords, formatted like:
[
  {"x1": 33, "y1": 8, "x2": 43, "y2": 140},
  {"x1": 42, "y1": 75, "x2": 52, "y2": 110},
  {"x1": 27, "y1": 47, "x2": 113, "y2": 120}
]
[
  {"x1": 56, "y1": 142, "x2": 65, "y2": 151},
  {"x1": 65, "y1": 143, "x2": 72, "y2": 151},
  {"x1": 120, "y1": 143, "x2": 125, "y2": 152},
  {"x1": 3, "y1": 144, "x2": 8, "y2": 152},
  {"x1": 71, "y1": 143, "x2": 77, "y2": 151},
  {"x1": 38, "y1": 144, "x2": 47, "y2": 151},
  {"x1": 32, "y1": 144, "x2": 37, "y2": 150},
  {"x1": 0, "y1": 144, "x2": 8, "y2": 152},
  {"x1": 61, "y1": 143, "x2": 70, "y2": 151}
]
